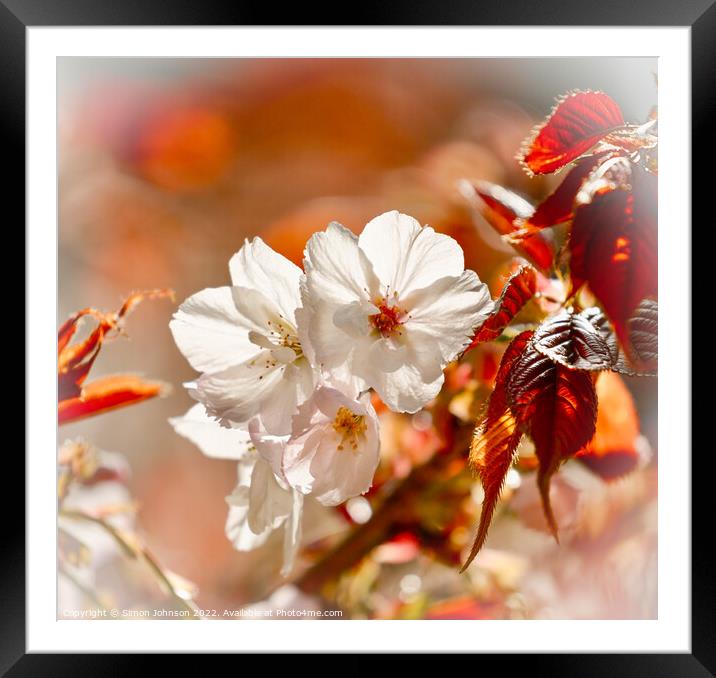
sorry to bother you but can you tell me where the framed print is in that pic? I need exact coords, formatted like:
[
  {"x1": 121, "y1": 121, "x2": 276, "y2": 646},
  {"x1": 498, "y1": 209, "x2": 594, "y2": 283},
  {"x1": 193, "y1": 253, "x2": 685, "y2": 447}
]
[{"x1": 6, "y1": 0, "x2": 709, "y2": 670}]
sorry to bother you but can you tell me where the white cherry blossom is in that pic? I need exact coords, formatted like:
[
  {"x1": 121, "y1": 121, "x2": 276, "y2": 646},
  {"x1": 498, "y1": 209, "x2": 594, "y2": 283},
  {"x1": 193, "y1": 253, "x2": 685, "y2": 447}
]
[
  {"x1": 225, "y1": 454, "x2": 304, "y2": 577},
  {"x1": 270, "y1": 383, "x2": 381, "y2": 507},
  {"x1": 170, "y1": 237, "x2": 316, "y2": 435},
  {"x1": 170, "y1": 404, "x2": 303, "y2": 576},
  {"x1": 301, "y1": 211, "x2": 493, "y2": 412}
]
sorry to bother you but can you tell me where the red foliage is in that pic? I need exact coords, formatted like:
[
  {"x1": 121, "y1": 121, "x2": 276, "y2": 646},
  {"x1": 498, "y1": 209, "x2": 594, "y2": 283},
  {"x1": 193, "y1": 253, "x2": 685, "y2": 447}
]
[
  {"x1": 462, "y1": 87, "x2": 656, "y2": 575},
  {"x1": 469, "y1": 265, "x2": 537, "y2": 346},
  {"x1": 576, "y1": 371, "x2": 642, "y2": 481},
  {"x1": 531, "y1": 307, "x2": 614, "y2": 371},
  {"x1": 570, "y1": 166, "x2": 658, "y2": 343},
  {"x1": 506, "y1": 342, "x2": 598, "y2": 539},
  {"x1": 519, "y1": 91, "x2": 625, "y2": 175},
  {"x1": 463, "y1": 331, "x2": 533, "y2": 570},
  {"x1": 468, "y1": 181, "x2": 555, "y2": 272},
  {"x1": 58, "y1": 289, "x2": 172, "y2": 425},
  {"x1": 520, "y1": 151, "x2": 617, "y2": 232},
  {"x1": 58, "y1": 375, "x2": 166, "y2": 425}
]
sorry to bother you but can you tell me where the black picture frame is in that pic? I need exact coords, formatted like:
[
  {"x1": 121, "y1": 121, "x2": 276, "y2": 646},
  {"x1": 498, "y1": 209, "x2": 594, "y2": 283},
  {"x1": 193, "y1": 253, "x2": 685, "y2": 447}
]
[{"x1": 7, "y1": 0, "x2": 707, "y2": 671}]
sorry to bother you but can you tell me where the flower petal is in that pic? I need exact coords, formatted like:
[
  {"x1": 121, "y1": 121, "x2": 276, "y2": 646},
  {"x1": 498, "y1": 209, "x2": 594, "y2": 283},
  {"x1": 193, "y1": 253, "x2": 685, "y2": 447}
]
[
  {"x1": 229, "y1": 237, "x2": 303, "y2": 322},
  {"x1": 358, "y1": 211, "x2": 466, "y2": 295},
  {"x1": 194, "y1": 352, "x2": 285, "y2": 428},
  {"x1": 303, "y1": 222, "x2": 379, "y2": 305},
  {"x1": 247, "y1": 457, "x2": 294, "y2": 535},
  {"x1": 170, "y1": 287, "x2": 257, "y2": 373},
  {"x1": 258, "y1": 358, "x2": 316, "y2": 435},
  {"x1": 170, "y1": 404, "x2": 251, "y2": 460},
  {"x1": 281, "y1": 490, "x2": 304, "y2": 577},
  {"x1": 403, "y1": 270, "x2": 493, "y2": 360},
  {"x1": 368, "y1": 363, "x2": 445, "y2": 413}
]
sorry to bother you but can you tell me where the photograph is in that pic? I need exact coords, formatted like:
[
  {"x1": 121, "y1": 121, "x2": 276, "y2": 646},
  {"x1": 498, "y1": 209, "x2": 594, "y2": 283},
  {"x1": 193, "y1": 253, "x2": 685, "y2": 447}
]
[{"x1": 56, "y1": 56, "x2": 661, "y2": 622}]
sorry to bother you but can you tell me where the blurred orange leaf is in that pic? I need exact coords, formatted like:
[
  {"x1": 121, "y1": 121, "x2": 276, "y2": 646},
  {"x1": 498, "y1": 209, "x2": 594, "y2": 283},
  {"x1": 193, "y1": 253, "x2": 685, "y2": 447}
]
[
  {"x1": 59, "y1": 375, "x2": 167, "y2": 425},
  {"x1": 576, "y1": 371, "x2": 642, "y2": 481}
]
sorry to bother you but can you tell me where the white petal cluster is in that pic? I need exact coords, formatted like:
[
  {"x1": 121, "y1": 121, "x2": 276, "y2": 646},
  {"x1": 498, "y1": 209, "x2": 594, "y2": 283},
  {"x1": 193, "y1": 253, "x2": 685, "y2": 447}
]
[{"x1": 169, "y1": 211, "x2": 492, "y2": 575}]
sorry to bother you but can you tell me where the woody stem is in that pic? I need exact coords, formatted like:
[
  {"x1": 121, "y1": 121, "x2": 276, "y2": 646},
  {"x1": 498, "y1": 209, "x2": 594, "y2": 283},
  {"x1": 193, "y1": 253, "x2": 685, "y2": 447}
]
[{"x1": 295, "y1": 422, "x2": 472, "y2": 597}]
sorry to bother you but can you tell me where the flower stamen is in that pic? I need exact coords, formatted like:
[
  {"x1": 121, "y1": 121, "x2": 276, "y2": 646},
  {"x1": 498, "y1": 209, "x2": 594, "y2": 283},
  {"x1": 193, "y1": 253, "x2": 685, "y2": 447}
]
[
  {"x1": 332, "y1": 406, "x2": 367, "y2": 452},
  {"x1": 369, "y1": 298, "x2": 405, "y2": 338}
]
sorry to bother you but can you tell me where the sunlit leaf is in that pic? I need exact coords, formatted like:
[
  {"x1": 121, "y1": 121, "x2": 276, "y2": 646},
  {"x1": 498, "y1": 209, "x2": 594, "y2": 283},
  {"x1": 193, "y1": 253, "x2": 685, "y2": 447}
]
[
  {"x1": 467, "y1": 181, "x2": 554, "y2": 272},
  {"x1": 519, "y1": 151, "x2": 617, "y2": 232},
  {"x1": 626, "y1": 298, "x2": 658, "y2": 373},
  {"x1": 532, "y1": 307, "x2": 613, "y2": 371},
  {"x1": 58, "y1": 289, "x2": 173, "y2": 404},
  {"x1": 469, "y1": 265, "x2": 537, "y2": 346},
  {"x1": 569, "y1": 166, "x2": 657, "y2": 343},
  {"x1": 506, "y1": 342, "x2": 598, "y2": 539},
  {"x1": 58, "y1": 375, "x2": 167, "y2": 425},
  {"x1": 519, "y1": 91, "x2": 625, "y2": 175},
  {"x1": 462, "y1": 331, "x2": 532, "y2": 571}
]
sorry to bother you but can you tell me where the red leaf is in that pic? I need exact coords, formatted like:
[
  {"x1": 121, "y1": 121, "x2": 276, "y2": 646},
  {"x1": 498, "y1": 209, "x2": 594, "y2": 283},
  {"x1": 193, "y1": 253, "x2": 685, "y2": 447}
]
[
  {"x1": 469, "y1": 265, "x2": 537, "y2": 346},
  {"x1": 519, "y1": 91, "x2": 625, "y2": 175},
  {"x1": 58, "y1": 375, "x2": 166, "y2": 425},
  {"x1": 569, "y1": 166, "x2": 657, "y2": 343},
  {"x1": 582, "y1": 305, "x2": 657, "y2": 378},
  {"x1": 468, "y1": 181, "x2": 554, "y2": 272},
  {"x1": 58, "y1": 289, "x2": 173, "y2": 403},
  {"x1": 462, "y1": 331, "x2": 532, "y2": 571},
  {"x1": 506, "y1": 343, "x2": 598, "y2": 539},
  {"x1": 576, "y1": 372, "x2": 641, "y2": 481},
  {"x1": 625, "y1": 298, "x2": 658, "y2": 373},
  {"x1": 532, "y1": 308, "x2": 614, "y2": 371},
  {"x1": 520, "y1": 151, "x2": 617, "y2": 232}
]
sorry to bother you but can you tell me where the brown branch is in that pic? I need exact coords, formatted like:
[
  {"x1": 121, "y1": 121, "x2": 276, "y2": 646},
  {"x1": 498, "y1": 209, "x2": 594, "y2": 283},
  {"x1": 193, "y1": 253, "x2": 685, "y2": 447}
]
[{"x1": 295, "y1": 423, "x2": 473, "y2": 596}]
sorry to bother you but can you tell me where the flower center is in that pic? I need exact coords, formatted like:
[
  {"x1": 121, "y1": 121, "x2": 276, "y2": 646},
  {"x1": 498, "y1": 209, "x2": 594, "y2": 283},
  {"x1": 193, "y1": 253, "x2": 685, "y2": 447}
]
[
  {"x1": 266, "y1": 319, "x2": 303, "y2": 359},
  {"x1": 332, "y1": 406, "x2": 367, "y2": 452},
  {"x1": 369, "y1": 299, "x2": 404, "y2": 338}
]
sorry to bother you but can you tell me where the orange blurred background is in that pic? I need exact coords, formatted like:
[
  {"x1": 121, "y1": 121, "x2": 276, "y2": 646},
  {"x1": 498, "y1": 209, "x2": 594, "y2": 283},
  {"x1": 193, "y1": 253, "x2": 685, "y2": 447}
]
[{"x1": 58, "y1": 58, "x2": 658, "y2": 617}]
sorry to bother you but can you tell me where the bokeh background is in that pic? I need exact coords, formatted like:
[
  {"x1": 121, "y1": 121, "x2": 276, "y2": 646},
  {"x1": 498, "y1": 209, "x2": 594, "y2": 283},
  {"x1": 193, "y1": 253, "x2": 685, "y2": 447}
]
[{"x1": 58, "y1": 58, "x2": 658, "y2": 619}]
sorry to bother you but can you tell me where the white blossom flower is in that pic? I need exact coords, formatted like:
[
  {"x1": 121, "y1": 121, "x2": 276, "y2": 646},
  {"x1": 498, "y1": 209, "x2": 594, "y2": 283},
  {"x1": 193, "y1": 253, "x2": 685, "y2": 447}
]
[
  {"x1": 170, "y1": 237, "x2": 316, "y2": 435},
  {"x1": 169, "y1": 403, "x2": 253, "y2": 459},
  {"x1": 301, "y1": 211, "x2": 492, "y2": 412},
  {"x1": 268, "y1": 383, "x2": 380, "y2": 507},
  {"x1": 225, "y1": 455, "x2": 304, "y2": 577},
  {"x1": 170, "y1": 404, "x2": 303, "y2": 576}
]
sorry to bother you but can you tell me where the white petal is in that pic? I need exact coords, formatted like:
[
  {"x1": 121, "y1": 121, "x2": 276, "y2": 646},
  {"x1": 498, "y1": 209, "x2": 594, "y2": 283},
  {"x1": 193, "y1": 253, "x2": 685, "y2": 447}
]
[
  {"x1": 333, "y1": 300, "x2": 375, "y2": 339},
  {"x1": 358, "y1": 211, "x2": 466, "y2": 295},
  {"x1": 225, "y1": 504, "x2": 272, "y2": 551},
  {"x1": 194, "y1": 353, "x2": 285, "y2": 428},
  {"x1": 170, "y1": 287, "x2": 257, "y2": 373},
  {"x1": 231, "y1": 286, "x2": 294, "y2": 341},
  {"x1": 248, "y1": 417, "x2": 288, "y2": 479},
  {"x1": 229, "y1": 237, "x2": 303, "y2": 322},
  {"x1": 225, "y1": 457, "x2": 275, "y2": 551},
  {"x1": 283, "y1": 428, "x2": 325, "y2": 495},
  {"x1": 257, "y1": 358, "x2": 317, "y2": 436},
  {"x1": 247, "y1": 457, "x2": 293, "y2": 535},
  {"x1": 281, "y1": 490, "x2": 304, "y2": 577},
  {"x1": 402, "y1": 270, "x2": 493, "y2": 360},
  {"x1": 303, "y1": 298, "x2": 354, "y2": 372},
  {"x1": 368, "y1": 362, "x2": 445, "y2": 413},
  {"x1": 303, "y1": 222, "x2": 379, "y2": 305},
  {"x1": 169, "y1": 404, "x2": 252, "y2": 460},
  {"x1": 294, "y1": 305, "x2": 317, "y2": 366}
]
